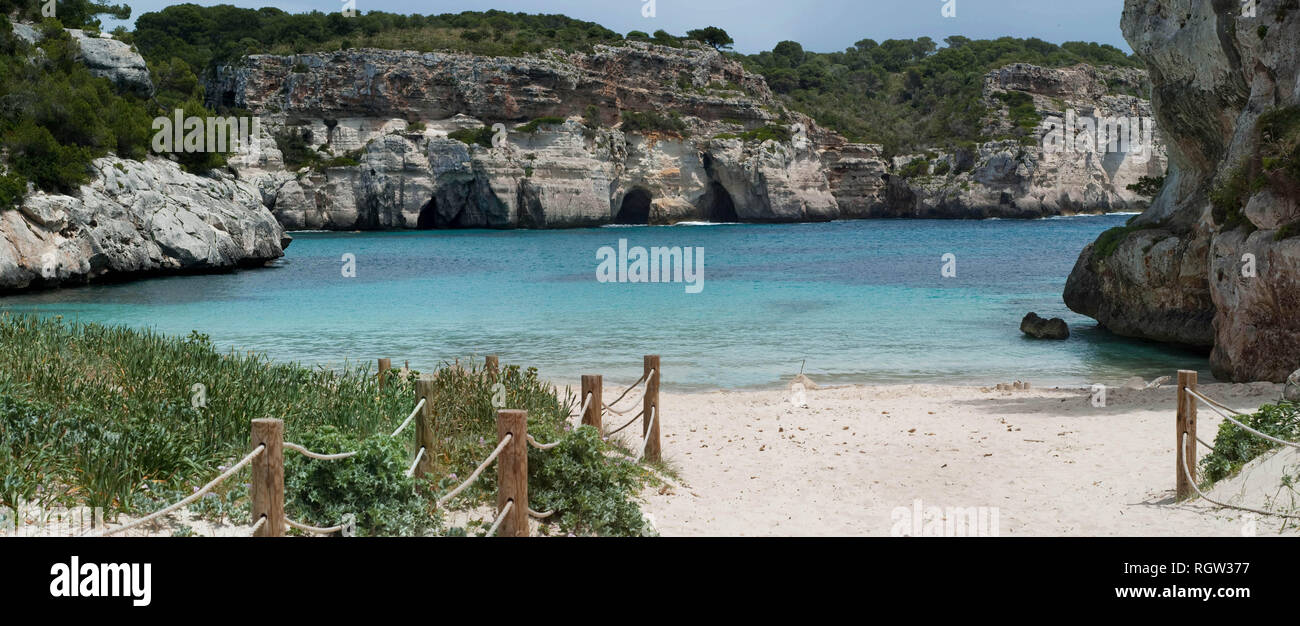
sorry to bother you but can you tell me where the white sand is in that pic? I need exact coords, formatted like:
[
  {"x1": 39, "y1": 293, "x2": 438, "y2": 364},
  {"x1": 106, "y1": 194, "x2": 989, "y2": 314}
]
[{"x1": 613, "y1": 381, "x2": 1300, "y2": 537}]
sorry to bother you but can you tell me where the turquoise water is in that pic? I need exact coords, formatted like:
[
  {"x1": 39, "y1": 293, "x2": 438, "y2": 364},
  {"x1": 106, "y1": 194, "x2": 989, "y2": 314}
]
[{"x1": 0, "y1": 216, "x2": 1210, "y2": 390}]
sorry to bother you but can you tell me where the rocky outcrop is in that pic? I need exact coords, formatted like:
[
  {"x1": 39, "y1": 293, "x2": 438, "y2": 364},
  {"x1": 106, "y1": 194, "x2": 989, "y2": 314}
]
[
  {"x1": 1065, "y1": 0, "x2": 1300, "y2": 382},
  {"x1": 879, "y1": 63, "x2": 1167, "y2": 218},
  {"x1": 214, "y1": 43, "x2": 838, "y2": 228},
  {"x1": 0, "y1": 157, "x2": 287, "y2": 291},
  {"x1": 69, "y1": 29, "x2": 154, "y2": 95},
  {"x1": 1020, "y1": 313, "x2": 1070, "y2": 340},
  {"x1": 213, "y1": 43, "x2": 1160, "y2": 228}
]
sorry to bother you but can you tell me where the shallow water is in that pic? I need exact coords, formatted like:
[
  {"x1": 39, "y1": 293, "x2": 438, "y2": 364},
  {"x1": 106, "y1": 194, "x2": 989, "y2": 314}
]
[{"x1": 0, "y1": 216, "x2": 1210, "y2": 390}]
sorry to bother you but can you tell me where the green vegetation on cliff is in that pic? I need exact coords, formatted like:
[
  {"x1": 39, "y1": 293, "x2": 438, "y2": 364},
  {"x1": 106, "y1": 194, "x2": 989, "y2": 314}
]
[
  {"x1": 743, "y1": 37, "x2": 1140, "y2": 154},
  {"x1": 130, "y1": 6, "x2": 1142, "y2": 158}
]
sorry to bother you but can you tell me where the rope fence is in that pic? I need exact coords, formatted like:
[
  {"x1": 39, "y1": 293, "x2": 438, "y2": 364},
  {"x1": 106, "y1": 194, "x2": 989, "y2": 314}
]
[
  {"x1": 284, "y1": 442, "x2": 358, "y2": 461},
  {"x1": 94, "y1": 354, "x2": 664, "y2": 538},
  {"x1": 436, "y1": 434, "x2": 513, "y2": 508},
  {"x1": 99, "y1": 445, "x2": 266, "y2": 537},
  {"x1": 286, "y1": 516, "x2": 347, "y2": 534},
  {"x1": 1173, "y1": 369, "x2": 1300, "y2": 520}
]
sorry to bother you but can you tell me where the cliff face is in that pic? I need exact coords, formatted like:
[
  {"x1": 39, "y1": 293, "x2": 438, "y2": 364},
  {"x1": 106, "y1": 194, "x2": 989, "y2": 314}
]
[
  {"x1": 0, "y1": 29, "x2": 286, "y2": 292},
  {"x1": 1064, "y1": 0, "x2": 1300, "y2": 382},
  {"x1": 0, "y1": 156, "x2": 288, "y2": 291},
  {"x1": 216, "y1": 43, "x2": 840, "y2": 229},
  {"x1": 881, "y1": 63, "x2": 1167, "y2": 218},
  {"x1": 213, "y1": 43, "x2": 1164, "y2": 228}
]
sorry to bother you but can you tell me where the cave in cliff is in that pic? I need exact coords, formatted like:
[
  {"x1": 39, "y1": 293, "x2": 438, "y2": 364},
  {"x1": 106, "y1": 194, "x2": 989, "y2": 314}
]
[
  {"x1": 702, "y1": 182, "x2": 740, "y2": 222},
  {"x1": 416, "y1": 198, "x2": 438, "y2": 229},
  {"x1": 614, "y1": 189, "x2": 652, "y2": 224}
]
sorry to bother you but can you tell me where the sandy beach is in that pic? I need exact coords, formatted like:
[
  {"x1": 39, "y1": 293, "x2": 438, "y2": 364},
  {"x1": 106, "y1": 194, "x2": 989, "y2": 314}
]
[{"x1": 608, "y1": 381, "x2": 1298, "y2": 537}]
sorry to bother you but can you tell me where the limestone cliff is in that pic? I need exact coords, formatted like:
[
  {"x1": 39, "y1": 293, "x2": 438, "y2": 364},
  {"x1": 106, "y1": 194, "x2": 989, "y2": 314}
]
[
  {"x1": 0, "y1": 29, "x2": 286, "y2": 292},
  {"x1": 1064, "y1": 0, "x2": 1300, "y2": 382},
  {"x1": 212, "y1": 43, "x2": 1164, "y2": 228},
  {"x1": 880, "y1": 63, "x2": 1167, "y2": 218}
]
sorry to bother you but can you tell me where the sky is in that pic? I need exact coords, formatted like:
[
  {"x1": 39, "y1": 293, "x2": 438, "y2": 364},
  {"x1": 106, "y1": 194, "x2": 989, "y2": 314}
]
[{"x1": 105, "y1": 0, "x2": 1133, "y2": 54}]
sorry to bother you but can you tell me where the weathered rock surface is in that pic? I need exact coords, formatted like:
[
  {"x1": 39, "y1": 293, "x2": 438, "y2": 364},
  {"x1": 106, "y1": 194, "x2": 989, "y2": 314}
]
[
  {"x1": 0, "y1": 157, "x2": 287, "y2": 291},
  {"x1": 68, "y1": 29, "x2": 154, "y2": 95},
  {"x1": 1020, "y1": 312, "x2": 1070, "y2": 340},
  {"x1": 212, "y1": 43, "x2": 1161, "y2": 228},
  {"x1": 881, "y1": 63, "x2": 1167, "y2": 218},
  {"x1": 1065, "y1": 0, "x2": 1300, "y2": 382}
]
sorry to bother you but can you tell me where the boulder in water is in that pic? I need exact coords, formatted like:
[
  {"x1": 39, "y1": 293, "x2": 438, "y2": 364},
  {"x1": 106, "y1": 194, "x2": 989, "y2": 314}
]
[{"x1": 1020, "y1": 313, "x2": 1070, "y2": 340}]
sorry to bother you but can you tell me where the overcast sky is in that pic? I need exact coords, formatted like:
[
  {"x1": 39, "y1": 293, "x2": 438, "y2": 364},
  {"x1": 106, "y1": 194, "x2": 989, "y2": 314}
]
[{"x1": 107, "y1": 0, "x2": 1132, "y2": 54}]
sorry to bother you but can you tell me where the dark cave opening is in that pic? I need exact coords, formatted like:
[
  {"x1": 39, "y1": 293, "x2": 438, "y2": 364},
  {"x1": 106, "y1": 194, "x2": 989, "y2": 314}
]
[
  {"x1": 416, "y1": 197, "x2": 438, "y2": 229},
  {"x1": 704, "y1": 181, "x2": 739, "y2": 222},
  {"x1": 614, "y1": 189, "x2": 652, "y2": 224}
]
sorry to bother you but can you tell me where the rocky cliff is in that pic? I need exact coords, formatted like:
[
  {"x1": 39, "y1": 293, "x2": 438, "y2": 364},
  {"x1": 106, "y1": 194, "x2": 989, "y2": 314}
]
[
  {"x1": 880, "y1": 63, "x2": 1167, "y2": 218},
  {"x1": 1064, "y1": 0, "x2": 1300, "y2": 382},
  {"x1": 0, "y1": 28, "x2": 287, "y2": 292},
  {"x1": 212, "y1": 42, "x2": 1166, "y2": 228}
]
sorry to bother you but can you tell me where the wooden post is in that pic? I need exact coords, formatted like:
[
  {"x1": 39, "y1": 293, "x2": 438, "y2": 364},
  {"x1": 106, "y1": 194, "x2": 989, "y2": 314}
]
[
  {"x1": 496, "y1": 409, "x2": 528, "y2": 537},
  {"x1": 485, "y1": 355, "x2": 499, "y2": 379},
  {"x1": 581, "y1": 374, "x2": 602, "y2": 431},
  {"x1": 378, "y1": 358, "x2": 392, "y2": 390},
  {"x1": 250, "y1": 419, "x2": 285, "y2": 537},
  {"x1": 414, "y1": 378, "x2": 436, "y2": 478},
  {"x1": 642, "y1": 355, "x2": 661, "y2": 463},
  {"x1": 1176, "y1": 370, "x2": 1198, "y2": 500}
]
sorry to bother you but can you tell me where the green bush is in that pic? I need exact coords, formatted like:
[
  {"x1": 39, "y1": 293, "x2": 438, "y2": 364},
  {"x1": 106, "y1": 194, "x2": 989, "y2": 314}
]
[
  {"x1": 1200, "y1": 402, "x2": 1300, "y2": 482},
  {"x1": 447, "y1": 126, "x2": 496, "y2": 148},
  {"x1": 285, "y1": 427, "x2": 434, "y2": 537},
  {"x1": 897, "y1": 157, "x2": 930, "y2": 178},
  {"x1": 621, "y1": 110, "x2": 689, "y2": 136},
  {"x1": 516, "y1": 116, "x2": 565, "y2": 134},
  {"x1": 530, "y1": 426, "x2": 649, "y2": 536},
  {"x1": 1126, "y1": 175, "x2": 1165, "y2": 197}
]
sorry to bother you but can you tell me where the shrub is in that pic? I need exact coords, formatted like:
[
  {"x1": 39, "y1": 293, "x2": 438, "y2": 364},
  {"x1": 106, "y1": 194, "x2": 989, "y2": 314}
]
[
  {"x1": 897, "y1": 157, "x2": 930, "y2": 178},
  {"x1": 516, "y1": 116, "x2": 565, "y2": 134},
  {"x1": 1126, "y1": 175, "x2": 1165, "y2": 197},
  {"x1": 1200, "y1": 402, "x2": 1300, "y2": 482},
  {"x1": 620, "y1": 110, "x2": 689, "y2": 136},
  {"x1": 447, "y1": 126, "x2": 496, "y2": 148},
  {"x1": 285, "y1": 426, "x2": 434, "y2": 537}
]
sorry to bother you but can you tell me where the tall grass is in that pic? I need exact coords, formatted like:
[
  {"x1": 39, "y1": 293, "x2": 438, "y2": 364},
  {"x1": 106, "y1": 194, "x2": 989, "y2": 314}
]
[{"x1": 0, "y1": 313, "x2": 650, "y2": 535}]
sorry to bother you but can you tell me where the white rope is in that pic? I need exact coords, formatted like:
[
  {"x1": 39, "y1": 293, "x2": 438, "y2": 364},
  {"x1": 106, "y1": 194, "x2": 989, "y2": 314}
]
[
  {"x1": 250, "y1": 515, "x2": 266, "y2": 536},
  {"x1": 486, "y1": 500, "x2": 514, "y2": 536},
  {"x1": 527, "y1": 434, "x2": 560, "y2": 450},
  {"x1": 284, "y1": 442, "x2": 357, "y2": 461},
  {"x1": 391, "y1": 397, "x2": 426, "y2": 437},
  {"x1": 528, "y1": 508, "x2": 554, "y2": 519},
  {"x1": 285, "y1": 516, "x2": 345, "y2": 534},
  {"x1": 406, "y1": 447, "x2": 426, "y2": 478},
  {"x1": 606, "y1": 371, "x2": 652, "y2": 409},
  {"x1": 604, "y1": 409, "x2": 644, "y2": 437},
  {"x1": 570, "y1": 392, "x2": 593, "y2": 424},
  {"x1": 436, "y1": 434, "x2": 513, "y2": 508},
  {"x1": 636, "y1": 405, "x2": 657, "y2": 461},
  {"x1": 100, "y1": 445, "x2": 266, "y2": 537},
  {"x1": 1186, "y1": 388, "x2": 1300, "y2": 450},
  {"x1": 1180, "y1": 433, "x2": 1300, "y2": 519}
]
